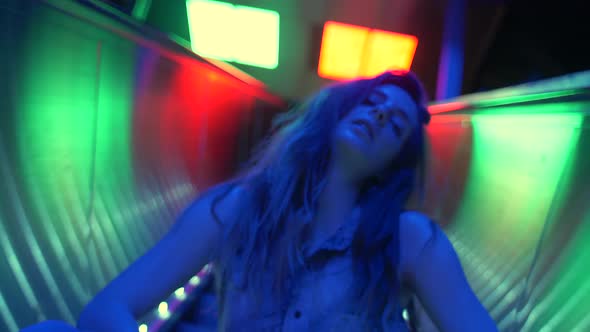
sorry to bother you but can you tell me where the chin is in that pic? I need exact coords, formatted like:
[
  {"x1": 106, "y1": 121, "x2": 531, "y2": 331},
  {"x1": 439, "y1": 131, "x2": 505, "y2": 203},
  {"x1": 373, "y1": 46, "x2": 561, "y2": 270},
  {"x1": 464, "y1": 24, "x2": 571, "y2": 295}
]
[
  {"x1": 333, "y1": 137, "x2": 372, "y2": 170},
  {"x1": 336, "y1": 128, "x2": 371, "y2": 151}
]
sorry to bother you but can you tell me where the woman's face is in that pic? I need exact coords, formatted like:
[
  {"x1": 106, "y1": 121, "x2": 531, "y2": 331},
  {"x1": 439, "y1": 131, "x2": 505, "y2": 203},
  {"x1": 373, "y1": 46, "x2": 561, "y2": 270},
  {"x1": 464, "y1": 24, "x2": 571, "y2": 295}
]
[{"x1": 331, "y1": 83, "x2": 420, "y2": 181}]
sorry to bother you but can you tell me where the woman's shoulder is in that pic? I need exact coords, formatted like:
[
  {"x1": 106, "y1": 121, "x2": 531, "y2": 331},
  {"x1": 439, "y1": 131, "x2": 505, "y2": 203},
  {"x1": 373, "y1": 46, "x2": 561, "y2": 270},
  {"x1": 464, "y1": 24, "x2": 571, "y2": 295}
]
[
  {"x1": 399, "y1": 211, "x2": 438, "y2": 242},
  {"x1": 397, "y1": 211, "x2": 442, "y2": 279},
  {"x1": 201, "y1": 181, "x2": 251, "y2": 226}
]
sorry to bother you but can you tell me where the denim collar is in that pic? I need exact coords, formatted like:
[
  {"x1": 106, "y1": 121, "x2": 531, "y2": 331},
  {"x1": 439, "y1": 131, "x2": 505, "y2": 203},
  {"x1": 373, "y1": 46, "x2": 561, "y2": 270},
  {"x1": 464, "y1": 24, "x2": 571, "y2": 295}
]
[{"x1": 303, "y1": 207, "x2": 362, "y2": 257}]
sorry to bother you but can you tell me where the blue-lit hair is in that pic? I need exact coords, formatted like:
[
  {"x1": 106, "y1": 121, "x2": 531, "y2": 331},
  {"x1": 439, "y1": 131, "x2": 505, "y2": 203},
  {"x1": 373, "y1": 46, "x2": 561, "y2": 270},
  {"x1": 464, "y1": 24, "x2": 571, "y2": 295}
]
[{"x1": 213, "y1": 70, "x2": 431, "y2": 326}]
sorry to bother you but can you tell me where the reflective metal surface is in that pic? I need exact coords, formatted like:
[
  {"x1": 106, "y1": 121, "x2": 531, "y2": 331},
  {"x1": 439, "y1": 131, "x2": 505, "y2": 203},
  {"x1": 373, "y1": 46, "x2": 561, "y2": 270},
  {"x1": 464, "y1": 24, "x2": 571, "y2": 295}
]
[
  {"x1": 0, "y1": 1, "x2": 284, "y2": 330},
  {"x1": 423, "y1": 72, "x2": 590, "y2": 332},
  {"x1": 1, "y1": 1, "x2": 589, "y2": 331}
]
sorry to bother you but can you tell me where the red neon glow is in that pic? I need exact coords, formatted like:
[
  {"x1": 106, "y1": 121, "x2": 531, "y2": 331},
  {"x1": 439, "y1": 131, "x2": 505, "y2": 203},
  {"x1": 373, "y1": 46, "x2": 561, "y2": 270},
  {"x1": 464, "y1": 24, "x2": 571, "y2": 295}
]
[{"x1": 428, "y1": 101, "x2": 470, "y2": 114}]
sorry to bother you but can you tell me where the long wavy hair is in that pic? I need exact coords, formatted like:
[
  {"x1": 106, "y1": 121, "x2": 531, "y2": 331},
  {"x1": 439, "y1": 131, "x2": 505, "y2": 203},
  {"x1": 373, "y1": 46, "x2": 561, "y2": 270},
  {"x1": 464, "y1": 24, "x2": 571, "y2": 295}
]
[{"x1": 212, "y1": 70, "x2": 431, "y2": 327}]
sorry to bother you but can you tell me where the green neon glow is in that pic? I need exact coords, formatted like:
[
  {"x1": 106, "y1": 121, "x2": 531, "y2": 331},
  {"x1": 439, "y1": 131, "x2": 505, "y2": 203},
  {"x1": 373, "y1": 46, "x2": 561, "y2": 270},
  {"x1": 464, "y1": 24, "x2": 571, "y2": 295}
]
[
  {"x1": 447, "y1": 107, "x2": 584, "y2": 327},
  {"x1": 431, "y1": 87, "x2": 589, "y2": 115},
  {"x1": 186, "y1": 0, "x2": 279, "y2": 69},
  {"x1": 131, "y1": 0, "x2": 152, "y2": 20},
  {"x1": 12, "y1": 7, "x2": 154, "y2": 316},
  {"x1": 12, "y1": 16, "x2": 108, "y2": 319},
  {"x1": 453, "y1": 112, "x2": 583, "y2": 233},
  {"x1": 15, "y1": 7, "x2": 106, "y2": 300},
  {"x1": 92, "y1": 40, "x2": 143, "y2": 283},
  {"x1": 520, "y1": 210, "x2": 590, "y2": 331},
  {"x1": 467, "y1": 89, "x2": 583, "y2": 109},
  {"x1": 436, "y1": 70, "x2": 590, "y2": 109}
]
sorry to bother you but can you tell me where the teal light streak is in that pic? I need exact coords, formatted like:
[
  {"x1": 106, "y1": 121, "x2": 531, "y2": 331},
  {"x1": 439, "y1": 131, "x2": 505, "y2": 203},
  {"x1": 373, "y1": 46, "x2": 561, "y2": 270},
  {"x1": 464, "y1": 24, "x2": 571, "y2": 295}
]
[
  {"x1": 88, "y1": 212, "x2": 120, "y2": 280},
  {"x1": 0, "y1": 154, "x2": 47, "y2": 324},
  {"x1": 27, "y1": 185, "x2": 89, "y2": 302},
  {"x1": 93, "y1": 195, "x2": 132, "y2": 271},
  {"x1": 0, "y1": 292, "x2": 18, "y2": 332},
  {"x1": 537, "y1": 278, "x2": 590, "y2": 332},
  {"x1": 3, "y1": 171, "x2": 75, "y2": 322},
  {"x1": 470, "y1": 90, "x2": 584, "y2": 109}
]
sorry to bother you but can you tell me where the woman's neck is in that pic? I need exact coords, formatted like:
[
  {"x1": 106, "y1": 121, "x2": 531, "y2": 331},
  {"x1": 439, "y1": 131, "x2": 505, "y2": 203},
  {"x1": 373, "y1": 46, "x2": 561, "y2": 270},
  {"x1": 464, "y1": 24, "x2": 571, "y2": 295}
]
[{"x1": 313, "y1": 163, "x2": 360, "y2": 238}]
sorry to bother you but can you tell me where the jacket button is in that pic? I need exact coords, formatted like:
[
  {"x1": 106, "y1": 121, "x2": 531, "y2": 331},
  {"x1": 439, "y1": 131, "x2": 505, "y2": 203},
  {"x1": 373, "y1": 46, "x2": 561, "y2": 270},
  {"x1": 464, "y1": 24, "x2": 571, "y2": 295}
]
[{"x1": 294, "y1": 310, "x2": 302, "y2": 318}]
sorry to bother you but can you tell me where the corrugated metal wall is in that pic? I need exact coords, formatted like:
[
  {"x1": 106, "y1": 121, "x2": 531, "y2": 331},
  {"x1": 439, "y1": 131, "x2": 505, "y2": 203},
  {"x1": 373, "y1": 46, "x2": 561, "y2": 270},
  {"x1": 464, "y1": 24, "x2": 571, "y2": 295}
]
[
  {"x1": 0, "y1": 1, "x2": 284, "y2": 331},
  {"x1": 423, "y1": 73, "x2": 590, "y2": 332},
  {"x1": 1, "y1": 1, "x2": 589, "y2": 332}
]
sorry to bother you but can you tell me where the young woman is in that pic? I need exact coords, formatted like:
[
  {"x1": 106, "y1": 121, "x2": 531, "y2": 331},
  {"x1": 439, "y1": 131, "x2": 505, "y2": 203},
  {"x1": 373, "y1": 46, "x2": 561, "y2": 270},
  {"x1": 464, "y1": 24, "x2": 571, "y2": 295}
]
[{"x1": 27, "y1": 71, "x2": 498, "y2": 332}]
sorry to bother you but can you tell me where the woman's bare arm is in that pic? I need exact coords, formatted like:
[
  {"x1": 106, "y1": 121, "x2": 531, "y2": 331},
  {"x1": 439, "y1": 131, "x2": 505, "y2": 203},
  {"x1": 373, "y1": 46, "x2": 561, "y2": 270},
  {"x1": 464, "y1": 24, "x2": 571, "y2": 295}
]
[
  {"x1": 398, "y1": 211, "x2": 498, "y2": 332},
  {"x1": 77, "y1": 183, "x2": 242, "y2": 332}
]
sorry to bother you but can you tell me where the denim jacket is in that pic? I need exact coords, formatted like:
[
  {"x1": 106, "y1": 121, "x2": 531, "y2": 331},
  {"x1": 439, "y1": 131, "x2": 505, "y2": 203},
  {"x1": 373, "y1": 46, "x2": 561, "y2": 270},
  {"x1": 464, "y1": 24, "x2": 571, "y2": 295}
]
[{"x1": 215, "y1": 209, "x2": 409, "y2": 331}]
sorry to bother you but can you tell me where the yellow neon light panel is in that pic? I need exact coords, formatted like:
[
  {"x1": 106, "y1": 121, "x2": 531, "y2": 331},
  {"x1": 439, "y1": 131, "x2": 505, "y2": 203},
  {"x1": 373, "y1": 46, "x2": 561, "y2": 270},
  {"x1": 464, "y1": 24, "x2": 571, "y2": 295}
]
[
  {"x1": 186, "y1": 0, "x2": 280, "y2": 69},
  {"x1": 318, "y1": 21, "x2": 418, "y2": 80}
]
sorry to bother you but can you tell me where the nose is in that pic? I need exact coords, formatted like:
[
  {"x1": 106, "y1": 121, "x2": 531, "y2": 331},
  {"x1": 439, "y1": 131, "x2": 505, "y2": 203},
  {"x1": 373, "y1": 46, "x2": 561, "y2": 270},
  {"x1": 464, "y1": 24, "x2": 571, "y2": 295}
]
[{"x1": 371, "y1": 105, "x2": 391, "y2": 126}]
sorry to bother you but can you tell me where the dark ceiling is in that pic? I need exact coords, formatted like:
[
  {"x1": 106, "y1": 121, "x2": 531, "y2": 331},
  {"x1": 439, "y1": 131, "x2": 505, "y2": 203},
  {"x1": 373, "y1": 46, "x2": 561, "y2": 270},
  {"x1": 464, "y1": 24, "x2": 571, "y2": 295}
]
[
  {"x1": 473, "y1": 0, "x2": 590, "y2": 92},
  {"x1": 106, "y1": 0, "x2": 590, "y2": 101}
]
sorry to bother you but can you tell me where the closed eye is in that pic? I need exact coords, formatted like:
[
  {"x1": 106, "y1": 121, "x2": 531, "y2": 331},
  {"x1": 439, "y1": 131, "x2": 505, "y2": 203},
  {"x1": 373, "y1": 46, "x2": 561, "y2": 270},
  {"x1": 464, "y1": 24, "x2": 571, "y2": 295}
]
[
  {"x1": 393, "y1": 108, "x2": 409, "y2": 124},
  {"x1": 390, "y1": 118, "x2": 402, "y2": 136},
  {"x1": 362, "y1": 92, "x2": 384, "y2": 106}
]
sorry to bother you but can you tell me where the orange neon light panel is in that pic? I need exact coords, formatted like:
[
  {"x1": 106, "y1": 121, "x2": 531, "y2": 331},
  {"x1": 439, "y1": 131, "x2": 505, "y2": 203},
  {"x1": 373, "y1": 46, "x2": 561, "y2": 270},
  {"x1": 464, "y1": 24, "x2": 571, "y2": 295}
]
[
  {"x1": 318, "y1": 22, "x2": 370, "y2": 80},
  {"x1": 361, "y1": 29, "x2": 418, "y2": 78},
  {"x1": 318, "y1": 21, "x2": 418, "y2": 80}
]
